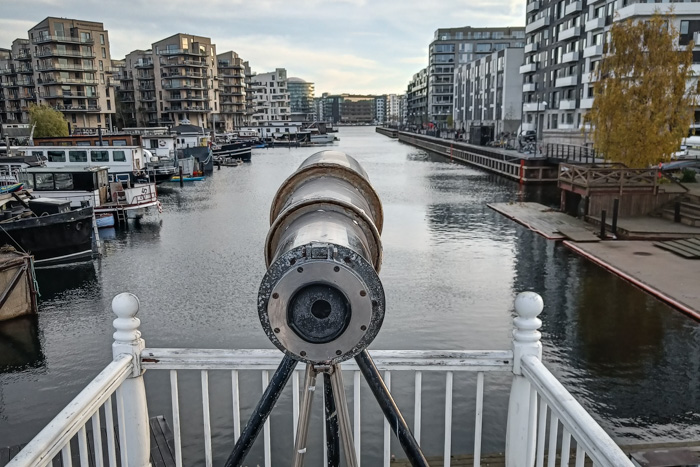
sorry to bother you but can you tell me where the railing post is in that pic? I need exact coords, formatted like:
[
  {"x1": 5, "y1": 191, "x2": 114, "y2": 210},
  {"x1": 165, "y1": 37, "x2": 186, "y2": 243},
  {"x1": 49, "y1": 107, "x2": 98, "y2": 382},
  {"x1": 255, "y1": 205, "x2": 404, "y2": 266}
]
[
  {"x1": 112, "y1": 293, "x2": 151, "y2": 467},
  {"x1": 506, "y1": 292, "x2": 544, "y2": 467}
]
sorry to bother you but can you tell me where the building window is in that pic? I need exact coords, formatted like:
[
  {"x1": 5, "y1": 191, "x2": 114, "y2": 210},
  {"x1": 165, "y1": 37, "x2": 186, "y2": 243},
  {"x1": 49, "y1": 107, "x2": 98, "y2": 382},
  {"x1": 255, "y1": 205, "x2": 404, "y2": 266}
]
[
  {"x1": 100, "y1": 34, "x2": 105, "y2": 45},
  {"x1": 681, "y1": 21, "x2": 689, "y2": 35},
  {"x1": 107, "y1": 101, "x2": 111, "y2": 110},
  {"x1": 102, "y1": 48, "x2": 106, "y2": 58}
]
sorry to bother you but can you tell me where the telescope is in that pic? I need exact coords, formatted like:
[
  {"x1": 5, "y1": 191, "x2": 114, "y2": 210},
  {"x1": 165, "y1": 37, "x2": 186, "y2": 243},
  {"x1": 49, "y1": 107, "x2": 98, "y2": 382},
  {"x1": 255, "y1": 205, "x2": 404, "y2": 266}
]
[{"x1": 225, "y1": 151, "x2": 428, "y2": 467}]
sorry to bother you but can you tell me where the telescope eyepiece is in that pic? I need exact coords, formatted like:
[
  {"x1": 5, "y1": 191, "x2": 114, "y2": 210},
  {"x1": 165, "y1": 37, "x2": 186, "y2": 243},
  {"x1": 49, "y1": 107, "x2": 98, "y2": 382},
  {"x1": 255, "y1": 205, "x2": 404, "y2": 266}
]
[{"x1": 288, "y1": 283, "x2": 351, "y2": 344}]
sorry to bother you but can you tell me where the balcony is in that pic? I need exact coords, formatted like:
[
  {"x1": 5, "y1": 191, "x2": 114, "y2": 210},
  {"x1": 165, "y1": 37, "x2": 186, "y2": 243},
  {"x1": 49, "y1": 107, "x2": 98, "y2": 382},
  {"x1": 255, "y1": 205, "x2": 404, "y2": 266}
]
[
  {"x1": 583, "y1": 44, "x2": 603, "y2": 59},
  {"x1": 559, "y1": 26, "x2": 581, "y2": 41},
  {"x1": 581, "y1": 72, "x2": 596, "y2": 84},
  {"x1": 140, "y1": 96, "x2": 156, "y2": 102},
  {"x1": 580, "y1": 97, "x2": 594, "y2": 109},
  {"x1": 525, "y1": 16, "x2": 550, "y2": 34},
  {"x1": 585, "y1": 16, "x2": 606, "y2": 32},
  {"x1": 36, "y1": 49, "x2": 95, "y2": 59},
  {"x1": 564, "y1": 1, "x2": 582, "y2": 16},
  {"x1": 38, "y1": 77, "x2": 98, "y2": 86},
  {"x1": 36, "y1": 63, "x2": 97, "y2": 72},
  {"x1": 558, "y1": 99, "x2": 577, "y2": 110},
  {"x1": 134, "y1": 61, "x2": 154, "y2": 68},
  {"x1": 52, "y1": 104, "x2": 102, "y2": 112},
  {"x1": 523, "y1": 82, "x2": 537, "y2": 92},
  {"x1": 14, "y1": 50, "x2": 31, "y2": 61},
  {"x1": 558, "y1": 123, "x2": 577, "y2": 130},
  {"x1": 523, "y1": 102, "x2": 547, "y2": 112},
  {"x1": 164, "y1": 106, "x2": 211, "y2": 112},
  {"x1": 555, "y1": 75, "x2": 578, "y2": 87},
  {"x1": 158, "y1": 48, "x2": 206, "y2": 56},
  {"x1": 33, "y1": 35, "x2": 94, "y2": 45},
  {"x1": 40, "y1": 91, "x2": 99, "y2": 99},
  {"x1": 165, "y1": 95, "x2": 208, "y2": 102},
  {"x1": 162, "y1": 72, "x2": 207, "y2": 78},
  {"x1": 138, "y1": 84, "x2": 155, "y2": 91},
  {"x1": 161, "y1": 60, "x2": 208, "y2": 68},
  {"x1": 524, "y1": 42, "x2": 539, "y2": 54},
  {"x1": 520, "y1": 63, "x2": 537, "y2": 74},
  {"x1": 561, "y1": 51, "x2": 580, "y2": 63},
  {"x1": 526, "y1": 0, "x2": 539, "y2": 13},
  {"x1": 0, "y1": 68, "x2": 14, "y2": 75},
  {"x1": 162, "y1": 83, "x2": 208, "y2": 90}
]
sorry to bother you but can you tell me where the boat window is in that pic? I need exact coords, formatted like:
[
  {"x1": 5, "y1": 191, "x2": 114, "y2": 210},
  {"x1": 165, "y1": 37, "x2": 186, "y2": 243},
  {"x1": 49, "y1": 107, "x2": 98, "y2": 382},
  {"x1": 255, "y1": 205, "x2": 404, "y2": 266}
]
[
  {"x1": 69, "y1": 150, "x2": 88, "y2": 162},
  {"x1": 54, "y1": 173, "x2": 74, "y2": 190},
  {"x1": 113, "y1": 150, "x2": 126, "y2": 162},
  {"x1": 35, "y1": 173, "x2": 54, "y2": 190},
  {"x1": 47, "y1": 151, "x2": 66, "y2": 162},
  {"x1": 76, "y1": 141, "x2": 91, "y2": 146},
  {"x1": 73, "y1": 172, "x2": 97, "y2": 190},
  {"x1": 91, "y1": 151, "x2": 109, "y2": 162},
  {"x1": 31, "y1": 151, "x2": 43, "y2": 158},
  {"x1": 18, "y1": 173, "x2": 34, "y2": 189},
  {"x1": 112, "y1": 139, "x2": 127, "y2": 146}
]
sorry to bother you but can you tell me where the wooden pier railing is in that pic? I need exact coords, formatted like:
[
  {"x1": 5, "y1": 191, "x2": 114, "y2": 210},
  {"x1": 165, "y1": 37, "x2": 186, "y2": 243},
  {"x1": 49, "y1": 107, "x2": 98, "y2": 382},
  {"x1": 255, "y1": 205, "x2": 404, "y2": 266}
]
[{"x1": 558, "y1": 163, "x2": 659, "y2": 196}]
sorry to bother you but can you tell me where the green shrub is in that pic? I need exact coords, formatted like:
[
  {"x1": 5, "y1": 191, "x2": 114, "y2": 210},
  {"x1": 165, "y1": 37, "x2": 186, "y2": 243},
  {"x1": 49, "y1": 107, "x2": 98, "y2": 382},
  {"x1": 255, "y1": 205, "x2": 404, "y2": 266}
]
[{"x1": 680, "y1": 168, "x2": 697, "y2": 183}]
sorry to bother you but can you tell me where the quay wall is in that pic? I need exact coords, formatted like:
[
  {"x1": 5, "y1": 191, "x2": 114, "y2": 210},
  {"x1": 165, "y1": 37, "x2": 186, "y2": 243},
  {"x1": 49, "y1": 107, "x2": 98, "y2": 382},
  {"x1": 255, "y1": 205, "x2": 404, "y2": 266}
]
[
  {"x1": 397, "y1": 131, "x2": 559, "y2": 184},
  {"x1": 375, "y1": 127, "x2": 398, "y2": 138}
]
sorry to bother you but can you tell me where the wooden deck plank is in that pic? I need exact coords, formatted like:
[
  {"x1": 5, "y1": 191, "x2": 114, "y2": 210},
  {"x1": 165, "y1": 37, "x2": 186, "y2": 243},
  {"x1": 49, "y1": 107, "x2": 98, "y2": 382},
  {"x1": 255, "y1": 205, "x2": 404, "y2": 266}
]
[
  {"x1": 653, "y1": 241, "x2": 700, "y2": 259},
  {"x1": 558, "y1": 227, "x2": 601, "y2": 242},
  {"x1": 0, "y1": 416, "x2": 176, "y2": 467},
  {"x1": 488, "y1": 202, "x2": 596, "y2": 241},
  {"x1": 674, "y1": 239, "x2": 700, "y2": 254}
]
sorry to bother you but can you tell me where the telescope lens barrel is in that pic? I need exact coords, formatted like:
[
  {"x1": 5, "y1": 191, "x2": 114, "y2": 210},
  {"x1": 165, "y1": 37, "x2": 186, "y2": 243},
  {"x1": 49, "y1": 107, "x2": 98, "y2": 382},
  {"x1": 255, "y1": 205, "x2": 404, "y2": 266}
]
[{"x1": 258, "y1": 151, "x2": 385, "y2": 365}]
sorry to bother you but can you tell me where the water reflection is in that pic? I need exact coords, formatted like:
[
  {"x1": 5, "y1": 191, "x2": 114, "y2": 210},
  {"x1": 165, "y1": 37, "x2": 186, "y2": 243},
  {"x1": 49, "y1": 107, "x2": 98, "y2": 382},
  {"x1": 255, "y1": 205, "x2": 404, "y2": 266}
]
[
  {"x1": 34, "y1": 262, "x2": 98, "y2": 301},
  {"x1": 0, "y1": 315, "x2": 44, "y2": 373}
]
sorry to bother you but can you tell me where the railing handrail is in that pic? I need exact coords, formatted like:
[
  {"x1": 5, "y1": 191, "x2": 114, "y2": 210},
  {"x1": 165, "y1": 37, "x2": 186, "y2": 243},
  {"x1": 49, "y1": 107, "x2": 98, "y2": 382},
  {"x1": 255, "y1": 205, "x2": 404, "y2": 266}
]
[
  {"x1": 6, "y1": 354, "x2": 133, "y2": 467},
  {"x1": 521, "y1": 354, "x2": 633, "y2": 465},
  {"x1": 140, "y1": 348, "x2": 514, "y2": 371}
]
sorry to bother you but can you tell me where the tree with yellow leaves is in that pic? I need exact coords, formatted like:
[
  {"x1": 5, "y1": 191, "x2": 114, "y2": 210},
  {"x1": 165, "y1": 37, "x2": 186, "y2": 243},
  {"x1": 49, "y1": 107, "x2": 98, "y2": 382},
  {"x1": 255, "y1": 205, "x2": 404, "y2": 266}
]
[{"x1": 584, "y1": 12, "x2": 696, "y2": 167}]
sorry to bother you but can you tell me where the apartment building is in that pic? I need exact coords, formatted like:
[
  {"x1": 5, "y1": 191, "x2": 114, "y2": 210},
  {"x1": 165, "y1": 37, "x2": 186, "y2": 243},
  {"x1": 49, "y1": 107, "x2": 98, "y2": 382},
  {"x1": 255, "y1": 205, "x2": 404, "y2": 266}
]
[
  {"x1": 375, "y1": 96, "x2": 386, "y2": 124},
  {"x1": 217, "y1": 51, "x2": 250, "y2": 132},
  {"x1": 287, "y1": 77, "x2": 315, "y2": 122},
  {"x1": 428, "y1": 26, "x2": 525, "y2": 129},
  {"x1": 150, "y1": 34, "x2": 218, "y2": 129},
  {"x1": 249, "y1": 68, "x2": 290, "y2": 126},
  {"x1": 339, "y1": 95, "x2": 375, "y2": 123},
  {"x1": 386, "y1": 94, "x2": 401, "y2": 125},
  {"x1": 29, "y1": 17, "x2": 115, "y2": 130},
  {"x1": 454, "y1": 47, "x2": 524, "y2": 135},
  {"x1": 407, "y1": 68, "x2": 428, "y2": 127},
  {"x1": 522, "y1": 0, "x2": 700, "y2": 145}
]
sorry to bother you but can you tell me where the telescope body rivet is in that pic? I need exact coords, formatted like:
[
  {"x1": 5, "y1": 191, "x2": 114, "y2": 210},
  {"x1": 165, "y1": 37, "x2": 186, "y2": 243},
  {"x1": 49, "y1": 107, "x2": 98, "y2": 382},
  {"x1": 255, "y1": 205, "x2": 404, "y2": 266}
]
[
  {"x1": 300, "y1": 351, "x2": 307, "y2": 357},
  {"x1": 334, "y1": 266, "x2": 340, "y2": 272},
  {"x1": 361, "y1": 325, "x2": 367, "y2": 331},
  {"x1": 360, "y1": 290, "x2": 367, "y2": 297},
  {"x1": 297, "y1": 267, "x2": 304, "y2": 273},
  {"x1": 274, "y1": 328, "x2": 280, "y2": 333},
  {"x1": 336, "y1": 350, "x2": 342, "y2": 355},
  {"x1": 272, "y1": 293, "x2": 279, "y2": 299}
]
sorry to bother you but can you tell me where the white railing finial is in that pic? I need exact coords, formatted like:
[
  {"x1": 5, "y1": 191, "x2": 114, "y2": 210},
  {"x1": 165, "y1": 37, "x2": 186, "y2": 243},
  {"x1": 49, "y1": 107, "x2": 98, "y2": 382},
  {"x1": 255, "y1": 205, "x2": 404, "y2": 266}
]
[
  {"x1": 112, "y1": 292, "x2": 144, "y2": 377},
  {"x1": 111, "y1": 292, "x2": 151, "y2": 466},
  {"x1": 512, "y1": 291, "x2": 543, "y2": 374},
  {"x1": 506, "y1": 291, "x2": 544, "y2": 467}
]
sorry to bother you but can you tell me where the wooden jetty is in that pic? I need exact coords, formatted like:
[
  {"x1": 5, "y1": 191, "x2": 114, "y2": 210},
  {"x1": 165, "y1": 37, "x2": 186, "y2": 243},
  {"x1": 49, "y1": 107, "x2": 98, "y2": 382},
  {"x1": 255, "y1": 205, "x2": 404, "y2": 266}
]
[
  {"x1": 565, "y1": 240, "x2": 700, "y2": 320},
  {"x1": 488, "y1": 202, "x2": 600, "y2": 241},
  {"x1": 0, "y1": 248, "x2": 37, "y2": 322},
  {"x1": 396, "y1": 131, "x2": 559, "y2": 184}
]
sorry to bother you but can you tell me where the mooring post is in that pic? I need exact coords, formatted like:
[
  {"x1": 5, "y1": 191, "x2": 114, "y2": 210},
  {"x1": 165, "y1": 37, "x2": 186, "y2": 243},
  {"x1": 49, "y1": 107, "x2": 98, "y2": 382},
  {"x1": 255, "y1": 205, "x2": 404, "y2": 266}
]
[
  {"x1": 112, "y1": 293, "x2": 150, "y2": 467},
  {"x1": 600, "y1": 210, "x2": 607, "y2": 239},
  {"x1": 674, "y1": 202, "x2": 681, "y2": 223},
  {"x1": 179, "y1": 165, "x2": 184, "y2": 188},
  {"x1": 611, "y1": 199, "x2": 619, "y2": 237},
  {"x1": 505, "y1": 292, "x2": 543, "y2": 467}
]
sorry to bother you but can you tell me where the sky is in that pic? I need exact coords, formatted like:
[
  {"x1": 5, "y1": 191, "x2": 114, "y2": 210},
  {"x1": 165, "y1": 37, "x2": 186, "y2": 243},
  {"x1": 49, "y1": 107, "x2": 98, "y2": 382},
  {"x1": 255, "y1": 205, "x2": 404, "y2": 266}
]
[{"x1": 0, "y1": 0, "x2": 525, "y2": 95}]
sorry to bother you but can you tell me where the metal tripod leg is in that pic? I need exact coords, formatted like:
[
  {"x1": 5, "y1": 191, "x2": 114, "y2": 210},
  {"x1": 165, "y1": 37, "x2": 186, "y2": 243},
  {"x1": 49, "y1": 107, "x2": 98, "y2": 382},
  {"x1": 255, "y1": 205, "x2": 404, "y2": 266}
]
[
  {"x1": 355, "y1": 350, "x2": 429, "y2": 467},
  {"x1": 293, "y1": 364, "x2": 318, "y2": 467},
  {"x1": 329, "y1": 364, "x2": 358, "y2": 467},
  {"x1": 324, "y1": 373, "x2": 340, "y2": 466},
  {"x1": 224, "y1": 354, "x2": 298, "y2": 467}
]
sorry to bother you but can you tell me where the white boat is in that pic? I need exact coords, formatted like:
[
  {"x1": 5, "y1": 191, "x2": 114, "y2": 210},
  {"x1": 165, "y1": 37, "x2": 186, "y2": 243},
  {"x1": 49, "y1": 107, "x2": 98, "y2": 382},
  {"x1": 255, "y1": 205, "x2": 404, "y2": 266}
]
[
  {"x1": 310, "y1": 133, "x2": 336, "y2": 144},
  {"x1": 17, "y1": 166, "x2": 160, "y2": 220}
]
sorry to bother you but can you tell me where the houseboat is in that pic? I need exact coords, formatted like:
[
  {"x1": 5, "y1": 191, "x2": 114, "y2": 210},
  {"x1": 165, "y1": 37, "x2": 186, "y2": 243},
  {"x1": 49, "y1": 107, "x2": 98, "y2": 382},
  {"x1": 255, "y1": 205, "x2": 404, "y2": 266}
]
[
  {"x1": 17, "y1": 166, "x2": 159, "y2": 221},
  {"x1": 6, "y1": 146, "x2": 175, "y2": 185}
]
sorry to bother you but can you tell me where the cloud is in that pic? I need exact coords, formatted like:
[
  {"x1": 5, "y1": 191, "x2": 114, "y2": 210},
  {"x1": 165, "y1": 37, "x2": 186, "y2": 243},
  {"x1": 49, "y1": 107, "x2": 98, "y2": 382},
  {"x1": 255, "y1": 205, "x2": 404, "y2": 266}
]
[{"x1": 0, "y1": 0, "x2": 526, "y2": 94}]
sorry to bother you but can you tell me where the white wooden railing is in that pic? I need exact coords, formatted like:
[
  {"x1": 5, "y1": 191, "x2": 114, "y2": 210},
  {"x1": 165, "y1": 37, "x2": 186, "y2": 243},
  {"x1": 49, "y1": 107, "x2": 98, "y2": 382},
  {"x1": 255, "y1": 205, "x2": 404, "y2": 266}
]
[{"x1": 7, "y1": 292, "x2": 633, "y2": 467}]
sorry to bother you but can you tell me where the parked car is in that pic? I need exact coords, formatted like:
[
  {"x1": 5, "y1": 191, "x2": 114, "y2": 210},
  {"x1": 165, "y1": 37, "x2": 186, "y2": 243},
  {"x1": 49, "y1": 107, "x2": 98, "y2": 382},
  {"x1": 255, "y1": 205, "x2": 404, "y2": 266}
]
[{"x1": 519, "y1": 130, "x2": 536, "y2": 143}]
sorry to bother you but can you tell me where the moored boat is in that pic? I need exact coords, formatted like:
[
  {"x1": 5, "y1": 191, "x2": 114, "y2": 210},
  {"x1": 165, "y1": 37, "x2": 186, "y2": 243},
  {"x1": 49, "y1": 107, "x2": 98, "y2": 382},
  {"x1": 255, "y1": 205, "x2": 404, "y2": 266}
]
[{"x1": 0, "y1": 195, "x2": 94, "y2": 266}]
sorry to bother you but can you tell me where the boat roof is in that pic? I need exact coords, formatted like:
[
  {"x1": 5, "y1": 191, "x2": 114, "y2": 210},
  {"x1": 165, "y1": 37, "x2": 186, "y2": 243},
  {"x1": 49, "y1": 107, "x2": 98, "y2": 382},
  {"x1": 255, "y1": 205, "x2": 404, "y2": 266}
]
[{"x1": 24, "y1": 166, "x2": 109, "y2": 173}]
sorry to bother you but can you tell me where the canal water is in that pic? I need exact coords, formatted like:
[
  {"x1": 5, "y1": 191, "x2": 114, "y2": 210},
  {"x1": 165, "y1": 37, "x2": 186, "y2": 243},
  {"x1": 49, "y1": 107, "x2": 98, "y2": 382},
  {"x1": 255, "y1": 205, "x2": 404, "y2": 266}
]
[{"x1": 0, "y1": 126, "x2": 698, "y2": 464}]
